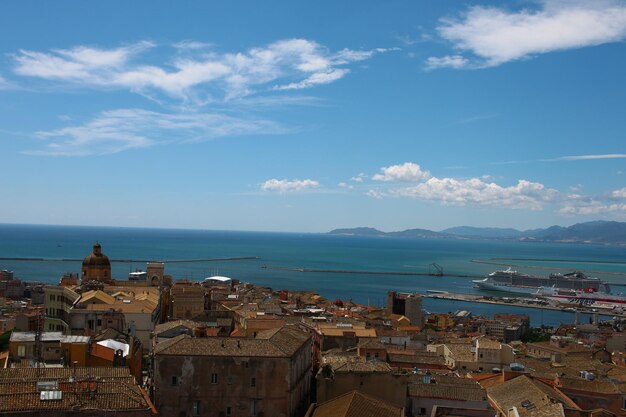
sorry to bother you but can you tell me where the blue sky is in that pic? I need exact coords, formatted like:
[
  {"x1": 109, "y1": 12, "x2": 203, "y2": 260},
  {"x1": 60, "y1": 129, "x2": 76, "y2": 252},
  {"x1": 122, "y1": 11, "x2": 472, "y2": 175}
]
[{"x1": 1, "y1": 0, "x2": 626, "y2": 232}]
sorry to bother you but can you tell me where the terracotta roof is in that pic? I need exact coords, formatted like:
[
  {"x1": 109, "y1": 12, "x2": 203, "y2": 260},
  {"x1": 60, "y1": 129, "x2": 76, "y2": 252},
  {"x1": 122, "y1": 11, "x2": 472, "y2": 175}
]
[
  {"x1": 0, "y1": 367, "x2": 155, "y2": 413},
  {"x1": 79, "y1": 290, "x2": 115, "y2": 305},
  {"x1": 154, "y1": 319, "x2": 208, "y2": 335},
  {"x1": 332, "y1": 361, "x2": 393, "y2": 373},
  {"x1": 312, "y1": 390, "x2": 403, "y2": 417},
  {"x1": 155, "y1": 325, "x2": 310, "y2": 358},
  {"x1": 408, "y1": 381, "x2": 487, "y2": 401},
  {"x1": 446, "y1": 344, "x2": 474, "y2": 362},
  {"x1": 0, "y1": 367, "x2": 132, "y2": 380},
  {"x1": 388, "y1": 352, "x2": 446, "y2": 366},
  {"x1": 476, "y1": 338, "x2": 502, "y2": 349},
  {"x1": 487, "y1": 375, "x2": 570, "y2": 417}
]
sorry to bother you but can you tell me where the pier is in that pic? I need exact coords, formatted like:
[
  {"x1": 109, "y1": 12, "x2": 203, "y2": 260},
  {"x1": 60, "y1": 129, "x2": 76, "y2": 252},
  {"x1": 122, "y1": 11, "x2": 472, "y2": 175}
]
[{"x1": 423, "y1": 291, "x2": 626, "y2": 319}]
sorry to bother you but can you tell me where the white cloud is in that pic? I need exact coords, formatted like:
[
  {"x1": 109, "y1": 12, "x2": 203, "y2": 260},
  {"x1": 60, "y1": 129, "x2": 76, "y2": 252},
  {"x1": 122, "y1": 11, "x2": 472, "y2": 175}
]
[
  {"x1": 425, "y1": 55, "x2": 469, "y2": 70},
  {"x1": 372, "y1": 162, "x2": 431, "y2": 182},
  {"x1": 393, "y1": 177, "x2": 558, "y2": 210},
  {"x1": 338, "y1": 182, "x2": 354, "y2": 189},
  {"x1": 261, "y1": 178, "x2": 320, "y2": 193},
  {"x1": 366, "y1": 189, "x2": 385, "y2": 199},
  {"x1": 560, "y1": 201, "x2": 626, "y2": 215},
  {"x1": 29, "y1": 108, "x2": 283, "y2": 156},
  {"x1": 429, "y1": 1, "x2": 626, "y2": 68},
  {"x1": 612, "y1": 187, "x2": 626, "y2": 199},
  {"x1": 351, "y1": 173, "x2": 367, "y2": 183},
  {"x1": 12, "y1": 39, "x2": 391, "y2": 102}
]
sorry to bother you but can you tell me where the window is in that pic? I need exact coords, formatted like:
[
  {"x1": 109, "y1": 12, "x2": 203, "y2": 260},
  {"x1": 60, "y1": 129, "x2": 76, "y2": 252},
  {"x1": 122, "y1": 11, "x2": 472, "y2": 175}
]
[
  {"x1": 226, "y1": 406, "x2": 232, "y2": 416},
  {"x1": 227, "y1": 376, "x2": 233, "y2": 385},
  {"x1": 250, "y1": 377, "x2": 256, "y2": 387},
  {"x1": 192, "y1": 401, "x2": 201, "y2": 416},
  {"x1": 17, "y1": 345, "x2": 25, "y2": 358},
  {"x1": 420, "y1": 407, "x2": 426, "y2": 415},
  {"x1": 171, "y1": 376, "x2": 178, "y2": 386},
  {"x1": 211, "y1": 373, "x2": 218, "y2": 384}
]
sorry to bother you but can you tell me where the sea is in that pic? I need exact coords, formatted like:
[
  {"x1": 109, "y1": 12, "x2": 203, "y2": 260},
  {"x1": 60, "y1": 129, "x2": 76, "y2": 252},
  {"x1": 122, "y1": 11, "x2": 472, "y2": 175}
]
[{"x1": 2, "y1": 223, "x2": 626, "y2": 328}]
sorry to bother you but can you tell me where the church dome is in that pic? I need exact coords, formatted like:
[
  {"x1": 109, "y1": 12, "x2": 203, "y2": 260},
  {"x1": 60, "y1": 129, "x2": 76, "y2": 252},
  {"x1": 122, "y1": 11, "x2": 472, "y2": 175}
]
[{"x1": 82, "y1": 243, "x2": 111, "y2": 268}]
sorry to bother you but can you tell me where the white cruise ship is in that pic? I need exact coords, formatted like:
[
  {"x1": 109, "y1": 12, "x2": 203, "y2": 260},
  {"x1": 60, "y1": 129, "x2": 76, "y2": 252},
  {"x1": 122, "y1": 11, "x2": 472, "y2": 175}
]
[{"x1": 473, "y1": 268, "x2": 611, "y2": 295}]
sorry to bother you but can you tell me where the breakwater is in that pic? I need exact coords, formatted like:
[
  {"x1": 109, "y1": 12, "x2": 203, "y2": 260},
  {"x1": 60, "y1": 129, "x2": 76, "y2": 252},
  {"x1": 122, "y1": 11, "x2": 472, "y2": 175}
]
[
  {"x1": 0, "y1": 256, "x2": 261, "y2": 263},
  {"x1": 261, "y1": 264, "x2": 481, "y2": 278}
]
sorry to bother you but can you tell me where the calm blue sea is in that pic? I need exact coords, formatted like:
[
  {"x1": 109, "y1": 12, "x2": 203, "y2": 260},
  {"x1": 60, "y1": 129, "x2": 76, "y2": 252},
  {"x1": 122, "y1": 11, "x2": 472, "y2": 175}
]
[{"x1": 2, "y1": 223, "x2": 626, "y2": 327}]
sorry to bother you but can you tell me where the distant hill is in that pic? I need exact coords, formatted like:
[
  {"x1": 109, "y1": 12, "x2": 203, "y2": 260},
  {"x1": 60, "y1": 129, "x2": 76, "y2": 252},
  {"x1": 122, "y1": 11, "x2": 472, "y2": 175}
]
[
  {"x1": 441, "y1": 226, "x2": 522, "y2": 239},
  {"x1": 388, "y1": 228, "x2": 451, "y2": 239},
  {"x1": 328, "y1": 221, "x2": 626, "y2": 245},
  {"x1": 328, "y1": 227, "x2": 385, "y2": 236},
  {"x1": 525, "y1": 221, "x2": 626, "y2": 243}
]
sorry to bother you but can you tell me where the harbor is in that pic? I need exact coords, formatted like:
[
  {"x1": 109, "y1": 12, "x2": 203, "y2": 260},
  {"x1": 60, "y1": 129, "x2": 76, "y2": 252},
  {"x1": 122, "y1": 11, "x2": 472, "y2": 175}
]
[{"x1": 423, "y1": 290, "x2": 626, "y2": 320}]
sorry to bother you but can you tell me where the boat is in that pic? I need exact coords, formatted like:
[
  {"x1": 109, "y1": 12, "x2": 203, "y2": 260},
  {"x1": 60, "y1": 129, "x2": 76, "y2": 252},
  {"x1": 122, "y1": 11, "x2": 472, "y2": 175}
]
[
  {"x1": 473, "y1": 268, "x2": 611, "y2": 295},
  {"x1": 535, "y1": 286, "x2": 626, "y2": 306}
]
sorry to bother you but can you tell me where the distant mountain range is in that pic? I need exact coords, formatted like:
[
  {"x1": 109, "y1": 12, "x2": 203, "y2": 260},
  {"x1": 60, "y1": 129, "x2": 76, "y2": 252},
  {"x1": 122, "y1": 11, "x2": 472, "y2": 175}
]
[{"x1": 329, "y1": 220, "x2": 626, "y2": 245}]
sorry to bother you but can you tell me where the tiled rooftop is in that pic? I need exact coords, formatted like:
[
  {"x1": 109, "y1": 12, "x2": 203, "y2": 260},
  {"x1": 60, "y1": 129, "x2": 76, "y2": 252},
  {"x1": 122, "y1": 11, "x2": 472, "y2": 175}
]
[
  {"x1": 0, "y1": 367, "x2": 154, "y2": 413},
  {"x1": 155, "y1": 325, "x2": 310, "y2": 357},
  {"x1": 312, "y1": 390, "x2": 403, "y2": 417}
]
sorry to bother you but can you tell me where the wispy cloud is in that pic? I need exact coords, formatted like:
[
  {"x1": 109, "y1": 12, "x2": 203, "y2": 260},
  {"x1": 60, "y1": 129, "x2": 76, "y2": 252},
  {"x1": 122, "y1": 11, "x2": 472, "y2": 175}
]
[
  {"x1": 12, "y1": 39, "x2": 392, "y2": 103},
  {"x1": 493, "y1": 153, "x2": 626, "y2": 165},
  {"x1": 453, "y1": 113, "x2": 497, "y2": 125},
  {"x1": 350, "y1": 173, "x2": 367, "y2": 183},
  {"x1": 366, "y1": 189, "x2": 386, "y2": 199},
  {"x1": 544, "y1": 153, "x2": 626, "y2": 161},
  {"x1": 425, "y1": 55, "x2": 469, "y2": 70},
  {"x1": 28, "y1": 108, "x2": 284, "y2": 156},
  {"x1": 428, "y1": 1, "x2": 626, "y2": 69},
  {"x1": 260, "y1": 178, "x2": 320, "y2": 193}
]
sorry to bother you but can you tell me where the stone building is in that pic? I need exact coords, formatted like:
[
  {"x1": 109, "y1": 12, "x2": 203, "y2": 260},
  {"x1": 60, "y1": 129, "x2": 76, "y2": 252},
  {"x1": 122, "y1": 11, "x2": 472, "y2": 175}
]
[
  {"x1": 153, "y1": 325, "x2": 312, "y2": 417},
  {"x1": 387, "y1": 292, "x2": 424, "y2": 327},
  {"x1": 316, "y1": 359, "x2": 407, "y2": 409},
  {"x1": 82, "y1": 243, "x2": 112, "y2": 283},
  {"x1": 171, "y1": 282, "x2": 206, "y2": 319}
]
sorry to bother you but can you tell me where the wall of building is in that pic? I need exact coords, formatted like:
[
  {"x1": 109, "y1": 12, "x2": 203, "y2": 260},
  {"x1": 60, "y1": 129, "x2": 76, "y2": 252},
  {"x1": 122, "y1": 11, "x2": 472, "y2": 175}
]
[{"x1": 155, "y1": 351, "x2": 310, "y2": 417}]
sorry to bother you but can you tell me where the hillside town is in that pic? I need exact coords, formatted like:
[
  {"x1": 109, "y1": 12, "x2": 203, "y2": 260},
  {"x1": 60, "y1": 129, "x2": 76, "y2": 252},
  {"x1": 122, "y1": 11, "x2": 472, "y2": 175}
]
[{"x1": 2, "y1": 244, "x2": 626, "y2": 416}]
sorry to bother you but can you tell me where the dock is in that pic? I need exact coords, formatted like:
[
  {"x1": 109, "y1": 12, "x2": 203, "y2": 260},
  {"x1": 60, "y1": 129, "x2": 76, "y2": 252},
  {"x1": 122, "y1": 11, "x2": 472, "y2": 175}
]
[{"x1": 423, "y1": 291, "x2": 626, "y2": 319}]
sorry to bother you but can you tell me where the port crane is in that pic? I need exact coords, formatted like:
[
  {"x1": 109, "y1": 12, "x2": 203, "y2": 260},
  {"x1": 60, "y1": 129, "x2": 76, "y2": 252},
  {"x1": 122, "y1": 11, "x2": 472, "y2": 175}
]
[{"x1": 428, "y1": 263, "x2": 443, "y2": 276}]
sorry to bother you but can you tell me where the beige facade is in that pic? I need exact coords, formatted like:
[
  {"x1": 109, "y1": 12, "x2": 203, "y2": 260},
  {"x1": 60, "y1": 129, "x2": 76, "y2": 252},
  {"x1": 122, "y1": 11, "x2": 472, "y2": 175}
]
[
  {"x1": 43, "y1": 285, "x2": 79, "y2": 333},
  {"x1": 69, "y1": 288, "x2": 160, "y2": 351},
  {"x1": 171, "y1": 283, "x2": 205, "y2": 319},
  {"x1": 427, "y1": 338, "x2": 514, "y2": 372}
]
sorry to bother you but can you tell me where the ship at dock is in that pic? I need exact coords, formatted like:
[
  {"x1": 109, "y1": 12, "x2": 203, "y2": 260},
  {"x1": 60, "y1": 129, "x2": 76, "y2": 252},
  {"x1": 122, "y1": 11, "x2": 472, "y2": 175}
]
[
  {"x1": 535, "y1": 286, "x2": 626, "y2": 306},
  {"x1": 473, "y1": 268, "x2": 611, "y2": 295}
]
